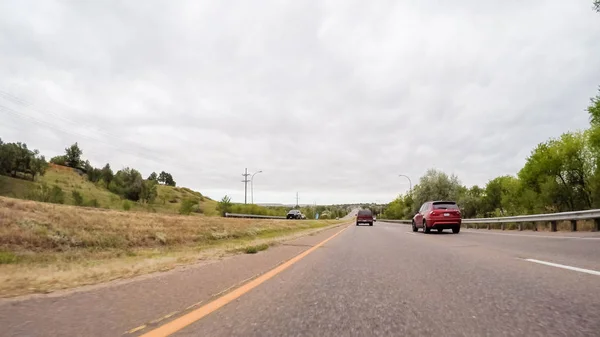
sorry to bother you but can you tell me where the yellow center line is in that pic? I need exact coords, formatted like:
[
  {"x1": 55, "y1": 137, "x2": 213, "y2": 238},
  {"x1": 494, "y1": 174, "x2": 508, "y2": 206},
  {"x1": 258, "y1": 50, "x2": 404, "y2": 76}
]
[{"x1": 140, "y1": 225, "x2": 349, "y2": 337}]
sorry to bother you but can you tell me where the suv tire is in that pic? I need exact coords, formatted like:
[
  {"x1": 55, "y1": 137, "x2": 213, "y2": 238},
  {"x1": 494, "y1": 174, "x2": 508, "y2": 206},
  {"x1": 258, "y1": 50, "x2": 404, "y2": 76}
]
[
  {"x1": 452, "y1": 226, "x2": 460, "y2": 234},
  {"x1": 412, "y1": 221, "x2": 418, "y2": 232},
  {"x1": 423, "y1": 221, "x2": 430, "y2": 234}
]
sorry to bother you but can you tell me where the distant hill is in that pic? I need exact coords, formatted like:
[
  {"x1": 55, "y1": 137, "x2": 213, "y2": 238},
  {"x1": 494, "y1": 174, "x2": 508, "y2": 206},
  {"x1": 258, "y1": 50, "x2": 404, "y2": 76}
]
[{"x1": 0, "y1": 164, "x2": 218, "y2": 216}]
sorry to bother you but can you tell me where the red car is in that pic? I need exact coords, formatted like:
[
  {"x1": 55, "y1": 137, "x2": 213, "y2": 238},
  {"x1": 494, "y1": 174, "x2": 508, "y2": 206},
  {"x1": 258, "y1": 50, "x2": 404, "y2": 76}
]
[
  {"x1": 356, "y1": 209, "x2": 374, "y2": 226},
  {"x1": 412, "y1": 201, "x2": 461, "y2": 234}
]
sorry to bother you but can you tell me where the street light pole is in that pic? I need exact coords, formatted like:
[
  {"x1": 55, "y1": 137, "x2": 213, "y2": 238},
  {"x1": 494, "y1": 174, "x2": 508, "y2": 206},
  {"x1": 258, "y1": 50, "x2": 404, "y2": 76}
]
[
  {"x1": 398, "y1": 174, "x2": 412, "y2": 193},
  {"x1": 251, "y1": 170, "x2": 263, "y2": 204}
]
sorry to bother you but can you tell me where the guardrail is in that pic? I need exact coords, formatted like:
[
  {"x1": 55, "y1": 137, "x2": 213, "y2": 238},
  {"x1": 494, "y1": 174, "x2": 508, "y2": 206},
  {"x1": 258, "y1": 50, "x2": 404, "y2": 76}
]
[
  {"x1": 224, "y1": 213, "x2": 287, "y2": 219},
  {"x1": 380, "y1": 209, "x2": 600, "y2": 232}
]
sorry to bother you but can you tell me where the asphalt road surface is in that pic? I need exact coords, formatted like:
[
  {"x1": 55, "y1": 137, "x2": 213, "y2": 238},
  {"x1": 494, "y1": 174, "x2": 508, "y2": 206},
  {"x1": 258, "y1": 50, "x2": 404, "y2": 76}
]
[
  {"x1": 2, "y1": 222, "x2": 600, "y2": 337},
  {"x1": 172, "y1": 222, "x2": 600, "y2": 337}
]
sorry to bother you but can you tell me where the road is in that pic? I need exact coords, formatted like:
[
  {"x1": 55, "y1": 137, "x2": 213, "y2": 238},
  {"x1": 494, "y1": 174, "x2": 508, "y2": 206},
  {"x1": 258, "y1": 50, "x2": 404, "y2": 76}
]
[{"x1": 2, "y1": 221, "x2": 600, "y2": 336}]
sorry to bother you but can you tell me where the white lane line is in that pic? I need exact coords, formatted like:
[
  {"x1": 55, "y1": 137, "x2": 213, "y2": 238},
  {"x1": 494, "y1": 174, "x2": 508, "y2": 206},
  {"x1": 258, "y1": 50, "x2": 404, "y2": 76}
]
[
  {"x1": 465, "y1": 230, "x2": 600, "y2": 240},
  {"x1": 524, "y1": 259, "x2": 600, "y2": 276}
]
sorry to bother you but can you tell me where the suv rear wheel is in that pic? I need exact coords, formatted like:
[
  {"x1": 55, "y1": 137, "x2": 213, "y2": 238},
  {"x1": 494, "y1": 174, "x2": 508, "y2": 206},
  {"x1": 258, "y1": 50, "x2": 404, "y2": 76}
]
[
  {"x1": 423, "y1": 221, "x2": 430, "y2": 234},
  {"x1": 452, "y1": 226, "x2": 460, "y2": 234},
  {"x1": 369, "y1": 222, "x2": 373, "y2": 226}
]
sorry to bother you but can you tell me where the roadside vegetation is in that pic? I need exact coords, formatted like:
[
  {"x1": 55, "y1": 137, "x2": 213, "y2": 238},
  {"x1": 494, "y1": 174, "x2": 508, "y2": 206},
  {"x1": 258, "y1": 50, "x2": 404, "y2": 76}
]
[
  {"x1": 0, "y1": 141, "x2": 219, "y2": 215},
  {"x1": 0, "y1": 196, "x2": 345, "y2": 297},
  {"x1": 215, "y1": 198, "x2": 350, "y2": 220},
  {"x1": 0, "y1": 140, "x2": 349, "y2": 219},
  {"x1": 383, "y1": 88, "x2": 600, "y2": 220}
]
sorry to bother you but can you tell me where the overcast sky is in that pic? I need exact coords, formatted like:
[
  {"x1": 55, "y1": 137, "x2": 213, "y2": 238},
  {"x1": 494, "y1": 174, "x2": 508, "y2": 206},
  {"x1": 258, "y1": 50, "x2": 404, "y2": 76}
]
[{"x1": 1, "y1": 1, "x2": 600, "y2": 205}]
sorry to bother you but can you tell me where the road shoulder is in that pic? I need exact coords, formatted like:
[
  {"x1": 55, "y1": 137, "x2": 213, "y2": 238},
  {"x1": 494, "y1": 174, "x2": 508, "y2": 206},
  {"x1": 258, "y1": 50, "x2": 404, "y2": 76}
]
[{"x1": 0, "y1": 223, "x2": 349, "y2": 337}]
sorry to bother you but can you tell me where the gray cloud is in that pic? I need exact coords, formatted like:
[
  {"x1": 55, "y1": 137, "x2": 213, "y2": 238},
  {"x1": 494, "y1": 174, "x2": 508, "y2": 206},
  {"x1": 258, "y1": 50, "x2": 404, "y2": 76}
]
[{"x1": 1, "y1": 0, "x2": 600, "y2": 204}]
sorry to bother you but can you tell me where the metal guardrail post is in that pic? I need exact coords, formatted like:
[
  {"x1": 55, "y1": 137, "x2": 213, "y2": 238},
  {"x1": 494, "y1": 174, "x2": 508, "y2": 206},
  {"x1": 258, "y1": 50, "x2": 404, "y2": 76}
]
[
  {"x1": 487, "y1": 223, "x2": 490, "y2": 230},
  {"x1": 501, "y1": 223, "x2": 505, "y2": 230},
  {"x1": 550, "y1": 221, "x2": 557, "y2": 232},
  {"x1": 595, "y1": 218, "x2": 600, "y2": 232},
  {"x1": 518, "y1": 223, "x2": 522, "y2": 231},
  {"x1": 570, "y1": 220, "x2": 577, "y2": 232}
]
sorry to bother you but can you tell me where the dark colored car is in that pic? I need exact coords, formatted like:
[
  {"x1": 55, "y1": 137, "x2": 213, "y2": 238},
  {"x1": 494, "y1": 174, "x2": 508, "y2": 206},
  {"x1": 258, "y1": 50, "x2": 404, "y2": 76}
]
[
  {"x1": 287, "y1": 210, "x2": 302, "y2": 219},
  {"x1": 356, "y1": 209, "x2": 374, "y2": 226},
  {"x1": 412, "y1": 201, "x2": 461, "y2": 234}
]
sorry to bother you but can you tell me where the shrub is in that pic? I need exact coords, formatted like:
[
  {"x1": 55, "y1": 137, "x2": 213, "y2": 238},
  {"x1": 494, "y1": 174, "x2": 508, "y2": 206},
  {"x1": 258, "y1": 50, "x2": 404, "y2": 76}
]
[
  {"x1": 72, "y1": 190, "x2": 84, "y2": 206},
  {"x1": 86, "y1": 198, "x2": 100, "y2": 208},
  {"x1": 179, "y1": 199, "x2": 197, "y2": 215},
  {"x1": 49, "y1": 185, "x2": 65, "y2": 204},
  {"x1": 27, "y1": 183, "x2": 64, "y2": 204},
  {"x1": 217, "y1": 195, "x2": 232, "y2": 216},
  {"x1": 122, "y1": 200, "x2": 131, "y2": 211},
  {"x1": 244, "y1": 244, "x2": 269, "y2": 254}
]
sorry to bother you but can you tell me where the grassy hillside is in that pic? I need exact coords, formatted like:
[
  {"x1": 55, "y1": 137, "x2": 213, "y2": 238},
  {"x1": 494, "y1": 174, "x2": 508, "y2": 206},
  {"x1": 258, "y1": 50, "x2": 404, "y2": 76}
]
[
  {"x1": 0, "y1": 164, "x2": 218, "y2": 215},
  {"x1": 0, "y1": 196, "x2": 345, "y2": 297}
]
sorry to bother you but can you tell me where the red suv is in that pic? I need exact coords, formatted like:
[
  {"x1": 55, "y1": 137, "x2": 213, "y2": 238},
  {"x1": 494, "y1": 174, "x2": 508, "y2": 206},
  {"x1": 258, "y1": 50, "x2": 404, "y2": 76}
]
[
  {"x1": 412, "y1": 201, "x2": 461, "y2": 234},
  {"x1": 356, "y1": 209, "x2": 374, "y2": 226}
]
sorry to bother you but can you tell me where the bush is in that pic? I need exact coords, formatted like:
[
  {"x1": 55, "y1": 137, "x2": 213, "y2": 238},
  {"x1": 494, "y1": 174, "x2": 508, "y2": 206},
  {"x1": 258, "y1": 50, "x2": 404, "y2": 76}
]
[
  {"x1": 244, "y1": 243, "x2": 269, "y2": 254},
  {"x1": 122, "y1": 200, "x2": 131, "y2": 211},
  {"x1": 49, "y1": 185, "x2": 65, "y2": 204},
  {"x1": 49, "y1": 155, "x2": 67, "y2": 166},
  {"x1": 72, "y1": 190, "x2": 84, "y2": 206},
  {"x1": 179, "y1": 199, "x2": 197, "y2": 215},
  {"x1": 86, "y1": 198, "x2": 100, "y2": 208},
  {"x1": 216, "y1": 195, "x2": 233, "y2": 216},
  {"x1": 27, "y1": 183, "x2": 64, "y2": 204}
]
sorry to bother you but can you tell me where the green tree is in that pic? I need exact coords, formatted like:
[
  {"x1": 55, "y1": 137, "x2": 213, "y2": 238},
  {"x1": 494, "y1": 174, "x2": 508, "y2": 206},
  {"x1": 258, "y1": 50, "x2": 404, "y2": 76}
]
[
  {"x1": 410, "y1": 169, "x2": 462, "y2": 214},
  {"x1": 0, "y1": 141, "x2": 47, "y2": 180},
  {"x1": 458, "y1": 185, "x2": 484, "y2": 218},
  {"x1": 140, "y1": 179, "x2": 158, "y2": 203},
  {"x1": 518, "y1": 131, "x2": 594, "y2": 212},
  {"x1": 101, "y1": 163, "x2": 114, "y2": 189},
  {"x1": 109, "y1": 167, "x2": 144, "y2": 201},
  {"x1": 164, "y1": 173, "x2": 176, "y2": 186},
  {"x1": 594, "y1": 1, "x2": 600, "y2": 12},
  {"x1": 158, "y1": 171, "x2": 168, "y2": 184},
  {"x1": 147, "y1": 172, "x2": 158, "y2": 181},
  {"x1": 65, "y1": 142, "x2": 83, "y2": 168},
  {"x1": 31, "y1": 155, "x2": 48, "y2": 179},
  {"x1": 217, "y1": 195, "x2": 233, "y2": 216},
  {"x1": 84, "y1": 160, "x2": 102, "y2": 183},
  {"x1": 50, "y1": 155, "x2": 67, "y2": 166}
]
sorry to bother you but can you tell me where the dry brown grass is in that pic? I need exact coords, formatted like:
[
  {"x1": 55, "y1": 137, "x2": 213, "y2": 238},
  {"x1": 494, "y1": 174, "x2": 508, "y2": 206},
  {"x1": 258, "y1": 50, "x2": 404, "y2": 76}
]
[{"x1": 0, "y1": 196, "x2": 345, "y2": 297}]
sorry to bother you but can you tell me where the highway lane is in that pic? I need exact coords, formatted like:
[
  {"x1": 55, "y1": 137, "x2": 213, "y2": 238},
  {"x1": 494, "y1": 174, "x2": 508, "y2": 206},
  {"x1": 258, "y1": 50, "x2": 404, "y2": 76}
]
[{"x1": 170, "y1": 221, "x2": 600, "y2": 337}]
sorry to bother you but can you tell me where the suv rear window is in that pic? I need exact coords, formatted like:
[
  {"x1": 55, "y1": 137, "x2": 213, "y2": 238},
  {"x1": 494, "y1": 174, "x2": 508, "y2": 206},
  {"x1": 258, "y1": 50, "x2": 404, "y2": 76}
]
[
  {"x1": 432, "y1": 202, "x2": 459, "y2": 210},
  {"x1": 358, "y1": 210, "x2": 372, "y2": 216}
]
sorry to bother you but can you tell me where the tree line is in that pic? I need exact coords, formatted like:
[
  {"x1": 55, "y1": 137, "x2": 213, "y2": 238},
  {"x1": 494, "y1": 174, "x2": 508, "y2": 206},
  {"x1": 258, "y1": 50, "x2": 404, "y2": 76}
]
[
  {"x1": 0, "y1": 139, "x2": 48, "y2": 180},
  {"x1": 383, "y1": 88, "x2": 600, "y2": 219},
  {"x1": 215, "y1": 195, "x2": 350, "y2": 219},
  {"x1": 0, "y1": 140, "x2": 179, "y2": 204}
]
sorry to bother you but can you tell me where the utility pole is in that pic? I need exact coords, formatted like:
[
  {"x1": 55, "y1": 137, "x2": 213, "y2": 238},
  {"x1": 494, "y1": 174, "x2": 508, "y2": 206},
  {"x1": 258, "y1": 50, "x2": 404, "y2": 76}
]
[
  {"x1": 296, "y1": 192, "x2": 299, "y2": 208},
  {"x1": 242, "y1": 168, "x2": 250, "y2": 204}
]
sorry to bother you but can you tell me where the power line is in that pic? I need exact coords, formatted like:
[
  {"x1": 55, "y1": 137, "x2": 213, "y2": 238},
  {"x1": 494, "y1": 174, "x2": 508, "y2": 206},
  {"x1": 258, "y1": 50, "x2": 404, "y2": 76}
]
[
  {"x1": 0, "y1": 90, "x2": 159, "y2": 156},
  {"x1": 0, "y1": 103, "x2": 167, "y2": 167}
]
